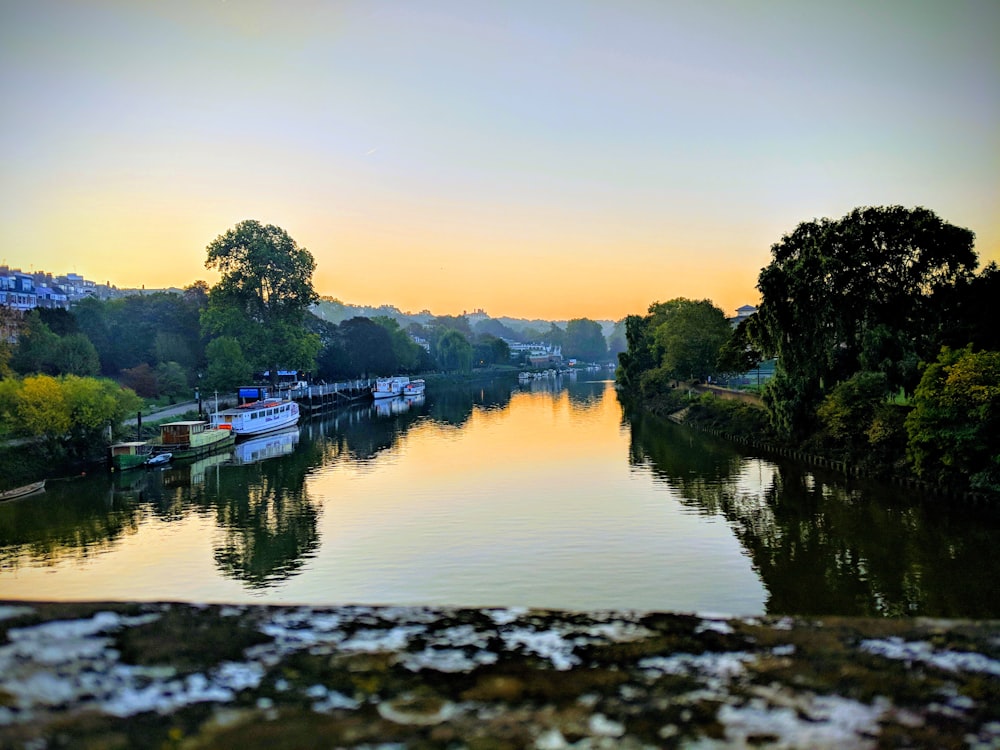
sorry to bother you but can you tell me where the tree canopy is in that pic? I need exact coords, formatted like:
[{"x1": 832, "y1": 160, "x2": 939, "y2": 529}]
[
  {"x1": 563, "y1": 318, "x2": 608, "y2": 362},
  {"x1": 202, "y1": 220, "x2": 321, "y2": 380},
  {"x1": 751, "y1": 205, "x2": 979, "y2": 435}
]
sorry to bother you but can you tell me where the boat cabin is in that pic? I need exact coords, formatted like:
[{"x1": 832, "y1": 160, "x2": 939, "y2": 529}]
[{"x1": 158, "y1": 420, "x2": 210, "y2": 447}]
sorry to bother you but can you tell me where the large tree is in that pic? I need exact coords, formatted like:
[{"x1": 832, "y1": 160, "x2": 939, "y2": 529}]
[
  {"x1": 564, "y1": 318, "x2": 608, "y2": 362},
  {"x1": 752, "y1": 206, "x2": 978, "y2": 435},
  {"x1": 202, "y1": 220, "x2": 321, "y2": 382},
  {"x1": 651, "y1": 299, "x2": 731, "y2": 381}
]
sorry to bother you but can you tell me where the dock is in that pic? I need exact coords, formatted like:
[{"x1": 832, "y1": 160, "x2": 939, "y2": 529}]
[{"x1": 284, "y1": 380, "x2": 374, "y2": 414}]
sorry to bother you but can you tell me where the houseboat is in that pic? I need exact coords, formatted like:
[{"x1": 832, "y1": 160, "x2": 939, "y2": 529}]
[
  {"x1": 110, "y1": 441, "x2": 153, "y2": 470},
  {"x1": 210, "y1": 393, "x2": 300, "y2": 437},
  {"x1": 372, "y1": 376, "x2": 410, "y2": 399},
  {"x1": 147, "y1": 420, "x2": 236, "y2": 459},
  {"x1": 401, "y1": 378, "x2": 425, "y2": 396}
]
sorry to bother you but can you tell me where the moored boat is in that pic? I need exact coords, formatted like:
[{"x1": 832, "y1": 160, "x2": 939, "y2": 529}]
[
  {"x1": 110, "y1": 441, "x2": 153, "y2": 471},
  {"x1": 0, "y1": 480, "x2": 46, "y2": 502},
  {"x1": 145, "y1": 452, "x2": 172, "y2": 467},
  {"x1": 372, "y1": 376, "x2": 410, "y2": 399},
  {"x1": 402, "y1": 378, "x2": 425, "y2": 396},
  {"x1": 210, "y1": 396, "x2": 300, "y2": 437},
  {"x1": 147, "y1": 420, "x2": 236, "y2": 459}
]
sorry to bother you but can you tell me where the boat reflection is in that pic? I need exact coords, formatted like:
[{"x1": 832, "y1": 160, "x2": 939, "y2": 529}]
[
  {"x1": 373, "y1": 394, "x2": 425, "y2": 418},
  {"x1": 229, "y1": 427, "x2": 301, "y2": 465}
]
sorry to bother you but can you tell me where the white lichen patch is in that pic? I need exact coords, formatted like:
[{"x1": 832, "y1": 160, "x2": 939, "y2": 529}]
[
  {"x1": 860, "y1": 637, "x2": 1000, "y2": 676},
  {"x1": 502, "y1": 627, "x2": 580, "y2": 670},
  {"x1": 710, "y1": 693, "x2": 886, "y2": 750},
  {"x1": 400, "y1": 647, "x2": 499, "y2": 673}
]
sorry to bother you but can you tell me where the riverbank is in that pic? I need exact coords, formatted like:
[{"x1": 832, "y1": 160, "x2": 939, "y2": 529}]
[
  {"x1": 627, "y1": 383, "x2": 998, "y2": 504},
  {"x1": 1, "y1": 601, "x2": 997, "y2": 749}
]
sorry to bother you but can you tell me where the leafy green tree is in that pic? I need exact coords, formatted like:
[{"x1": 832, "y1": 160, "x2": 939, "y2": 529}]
[
  {"x1": 716, "y1": 318, "x2": 763, "y2": 377},
  {"x1": 564, "y1": 318, "x2": 607, "y2": 362},
  {"x1": 53, "y1": 333, "x2": 100, "y2": 376},
  {"x1": 10, "y1": 311, "x2": 59, "y2": 375},
  {"x1": 753, "y1": 206, "x2": 979, "y2": 436},
  {"x1": 204, "y1": 337, "x2": 252, "y2": 393},
  {"x1": 472, "y1": 334, "x2": 510, "y2": 367},
  {"x1": 155, "y1": 361, "x2": 189, "y2": 397},
  {"x1": 202, "y1": 220, "x2": 321, "y2": 383},
  {"x1": 15, "y1": 374, "x2": 71, "y2": 438},
  {"x1": 905, "y1": 346, "x2": 1000, "y2": 492},
  {"x1": 373, "y1": 316, "x2": 422, "y2": 372},
  {"x1": 615, "y1": 313, "x2": 657, "y2": 392},
  {"x1": 436, "y1": 329, "x2": 472, "y2": 373},
  {"x1": 652, "y1": 299, "x2": 731, "y2": 381},
  {"x1": 61, "y1": 375, "x2": 142, "y2": 445},
  {"x1": 339, "y1": 317, "x2": 397, "y2": 377}
]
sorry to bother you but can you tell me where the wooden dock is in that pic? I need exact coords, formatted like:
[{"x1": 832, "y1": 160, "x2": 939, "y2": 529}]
[{"x1": 285, "y1": 380, "x2": 373, "y2": 414}]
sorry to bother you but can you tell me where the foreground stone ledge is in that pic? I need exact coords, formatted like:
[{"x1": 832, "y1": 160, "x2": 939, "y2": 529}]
[{"x1": 0, "y1": 602, "x2": 998, "y2": 749}]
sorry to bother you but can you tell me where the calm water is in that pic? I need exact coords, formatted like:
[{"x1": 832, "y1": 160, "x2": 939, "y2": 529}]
[{"x1": 1, "y1": 376, "x2": 998, "y2": 617}]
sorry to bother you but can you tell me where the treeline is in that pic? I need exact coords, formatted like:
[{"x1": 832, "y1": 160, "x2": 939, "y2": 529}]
[
  {"x1": 0, "y1": 219, "x2": 625, "y2": 464},
  {"x1": 617, "y1": 206, "x2": 999, "y2": 495}
]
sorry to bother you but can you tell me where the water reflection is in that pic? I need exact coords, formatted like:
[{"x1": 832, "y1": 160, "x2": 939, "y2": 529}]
[
  {"x1": 628, "y1": 410, "x2": 1000, "y2": 617},
  {"x1": 0, "y1": 377, "x2": 997, "y2": 617}
]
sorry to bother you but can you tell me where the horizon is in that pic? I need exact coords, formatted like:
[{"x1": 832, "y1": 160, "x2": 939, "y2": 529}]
[{"x1": 2, "y1": 1, "x2": 997, "y2": 321}]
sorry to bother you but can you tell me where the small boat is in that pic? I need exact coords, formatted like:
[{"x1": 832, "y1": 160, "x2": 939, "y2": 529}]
[
  {"x1": 372, "y1": 376, "x2": 410, "y2": 400},
  {"x1": 145, "y1": 452, "x2": 172, "y2": 467},
  {"x1": 109, "y1": 441, "x2": 153, "y2": 471},
  {"x1": 210, "y1": 388, "x2": 300, "y2": 437},
  {"x1": 0, "y1": 480, "x2": 46, "y2": 502},
  {"x1": 402, "y1": 379, "x2": 425, "y2": 396}
]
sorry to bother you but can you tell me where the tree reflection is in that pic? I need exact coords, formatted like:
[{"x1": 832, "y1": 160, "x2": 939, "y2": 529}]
[
  {"x1": 0, "y1": 474, "x2": 144, "y2": 569},
  {"x1": 628, "y1": 410, "x2": 1000, "y2": 618}
]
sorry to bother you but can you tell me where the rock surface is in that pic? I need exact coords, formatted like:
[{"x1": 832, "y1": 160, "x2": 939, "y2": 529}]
[{"x1": 0, "y1": 601, "x2": 998, "y2": 748}]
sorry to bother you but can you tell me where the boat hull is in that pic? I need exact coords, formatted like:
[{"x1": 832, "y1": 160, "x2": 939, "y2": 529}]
[
  {"x1": 210, "y1": 399, "x2": 300, "y2": 437},
  {"x1": 0, "y1": 480, "x2": 46, "y2": 502}
]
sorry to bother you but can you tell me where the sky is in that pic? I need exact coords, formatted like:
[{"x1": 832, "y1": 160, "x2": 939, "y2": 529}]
[{"x1": 1, "y1": 0, "x2": 997, "y2": 322}]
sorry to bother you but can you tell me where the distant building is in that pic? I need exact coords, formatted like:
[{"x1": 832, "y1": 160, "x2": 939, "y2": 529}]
[{"x1": 730, "y1": 304, "x2": 757, "y2": 326}]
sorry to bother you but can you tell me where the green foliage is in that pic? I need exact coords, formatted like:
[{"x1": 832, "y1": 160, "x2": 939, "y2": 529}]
[
  {"x1": 685, "y1": 393, "x2": 774, "y2": 438},
  {"x1": 564, "y1": 318, "x2": 608, "y2": 362},
  {"x1": 814, "y1": 371, "x2": 907, "y2": 470},
  {"x1": 651, "y1": 299, "x2": 731, "y2": 381},
  {"x1": 204, "y1": 337, "x2": 252, "y2": 393},
  {"x1": 203, "y1": 220, "x2": 321, "y2": 379},
  {"x1": 0, "y1": 374, "x2": 141, "y2": 452},
  {"x1": 753, "y1": 206, "x2": 978, "y2": 436},
  {"x1": 716, "y1": 318, "x2": 762, "y2": 376},
  {"x1": 435, "y1": 329, "x2": 473, "y2": 373},
  {"x1": 372, "y1": 316, "x2": 422, "y2": 372},
  {"x1": 155, "y1": 361, "x2": 189, "y2": 397},
  {"x1": 10, "y1": 311, "x2": 60, "y2": 375},
  {"x1": 906, "y1": 346, "x2": 1000, "y2": 491},
  {"x1": 53, "y1": 333, "x2": 100, "y2": 376},
  {"x1": 472, "y1": 334, "x2": 510, "y2": 367}
]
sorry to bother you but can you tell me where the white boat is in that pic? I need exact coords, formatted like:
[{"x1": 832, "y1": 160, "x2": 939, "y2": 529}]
[
  {"x1": 210, "y1": 396, "x2": 300, "y2": 437},
  {"x1": 401, "y1": 378, "x2": 425, "y2": 396},
  {"x1": 145, "y1": 452, "x2": 172, "y2": 467},
  {"x1": 230, "y1": 427, "x2": 300, "y2": 465},
  {"x1": 372, "y1": 376, "x2": 410, "y2": 399}
]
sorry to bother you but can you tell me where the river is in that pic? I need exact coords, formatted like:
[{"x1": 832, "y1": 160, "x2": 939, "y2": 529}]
[{"x1": 1, "y1": 375, "x2": 997, "y2": 617}]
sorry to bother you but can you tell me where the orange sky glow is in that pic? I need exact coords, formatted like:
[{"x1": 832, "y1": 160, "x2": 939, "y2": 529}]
[{"x1": 2, "y1": 1, "x2": 997, "y2": 322}]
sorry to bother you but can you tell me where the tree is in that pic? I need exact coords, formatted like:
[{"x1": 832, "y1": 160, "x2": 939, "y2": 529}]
[
  {"x1": 436, "y1": 329, "x2": 472, "y2": 373},
  {"x1": 10, "y1": 311, "x2": 59, "y2": 375},
  {"x1": 752, "y1": 206, "x2": 979, "y2": 436},
  {"x1": 372, "y1": 316, "x2": 422, "y2": 372},
  {"x1": 339, "y1": 317, "x2": 396, "y2": 377},
  {"x1": 651, "y1": 299, "x2": 731, "y2": 381},
  {"x1": 202, "y1": 220, "x2": 321, "y2": 382},
  {"x1": 53, "y1": 333, "x2": 100, "y2": 376},
  {"x1": 16, "y1": 374, "x2": 71, "y2": 438},
  {"x1": 155, "y1": 361, "x2": 189, "y2": 397},
  {"x1": 564, "y1": 318, "x2": 607, "y2": 362},
  {"x1": 204, "y1": 337, "x2": 252, "y2": 393},
  {"x1": 905, "y1": 346, "x2": 1000, "y2": 492}
]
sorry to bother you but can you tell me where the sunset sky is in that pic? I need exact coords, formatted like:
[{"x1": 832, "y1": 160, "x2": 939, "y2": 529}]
[{"x1": 2, "y1": 0, "x2": 997, "y2": 321}]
